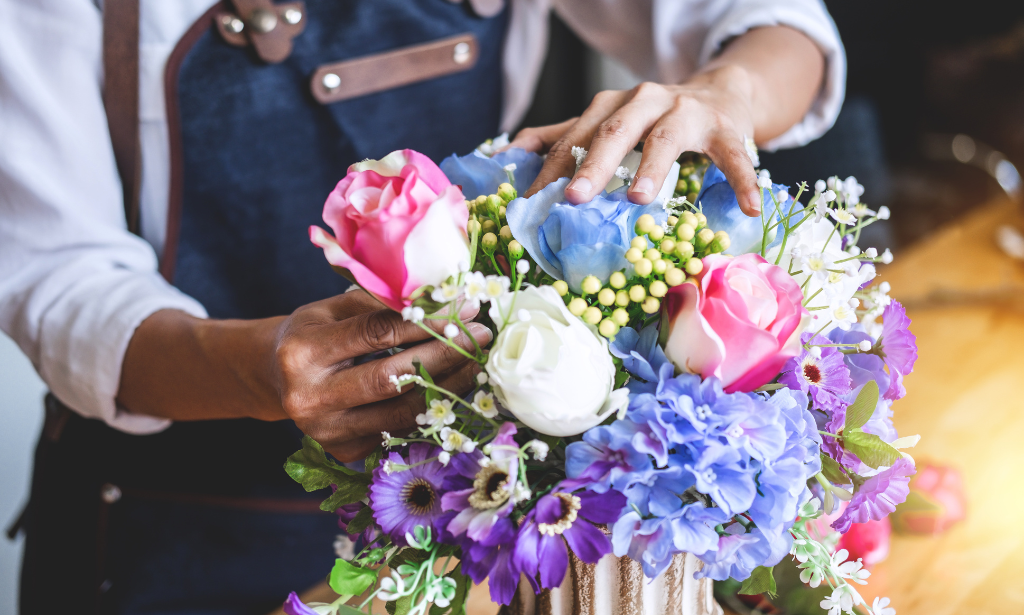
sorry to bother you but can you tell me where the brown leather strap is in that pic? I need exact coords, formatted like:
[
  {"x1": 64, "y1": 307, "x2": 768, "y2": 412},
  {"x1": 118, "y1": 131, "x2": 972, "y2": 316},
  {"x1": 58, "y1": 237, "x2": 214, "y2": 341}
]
[{"x1": 102, "y1": 0, "x2": 142, "y2": 235}]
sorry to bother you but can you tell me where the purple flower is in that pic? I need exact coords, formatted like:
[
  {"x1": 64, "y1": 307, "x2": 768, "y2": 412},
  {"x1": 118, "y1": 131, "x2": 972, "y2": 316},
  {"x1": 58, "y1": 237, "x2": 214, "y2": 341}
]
[
  {"x1": 564, "y1": 420, "x2": 651, "y2": 493},
  {"x1": 696, "y1": 525, "x2": 790, "y2": 581},
  {"x1": 832, "y1": 457, "x2": 916, "y2": 533},
  {"x1": 779, "y1": 333, "x2": 852, "y2": 414},
  {"x1": 335, "y1": 501, "x2": 379, "y2": 545},
  {"x1": 877, "y1": 301, "x2": 917, "y2": 401},
  {"x1": 282, "y1": 592, "x2": 319, "y2": 615},
  {"x1": 514, "y1": 486, "x2": 625, "y2": 590},
  {"x1": 608, "y1": 324, "x2": 672, "y2": 394},
  {"x1": 441, "y1": 422, "x2": 520, "y2": 543},
  {"x1": 369, "y1": 443, "x2": 451, "y2": 546},
  {"x1": 612, "y1": 504, "x2": 728, "y2": 577},
  {"x1": 455, "y1": 516, "x2": 522, "y2": 605}
]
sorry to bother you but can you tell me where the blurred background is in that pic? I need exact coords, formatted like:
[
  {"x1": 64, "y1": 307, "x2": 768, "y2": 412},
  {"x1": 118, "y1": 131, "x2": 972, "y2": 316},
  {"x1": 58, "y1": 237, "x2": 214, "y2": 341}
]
[{"x1": 4, "y1": 2, "x2": 1024, "y2": 614}]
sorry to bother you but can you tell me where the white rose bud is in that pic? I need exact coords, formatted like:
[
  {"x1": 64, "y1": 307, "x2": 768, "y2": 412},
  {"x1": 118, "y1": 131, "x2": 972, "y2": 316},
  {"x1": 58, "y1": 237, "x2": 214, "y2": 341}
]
[{"x1": 485, "y1": 285, "x2": 628, "y2": 436}]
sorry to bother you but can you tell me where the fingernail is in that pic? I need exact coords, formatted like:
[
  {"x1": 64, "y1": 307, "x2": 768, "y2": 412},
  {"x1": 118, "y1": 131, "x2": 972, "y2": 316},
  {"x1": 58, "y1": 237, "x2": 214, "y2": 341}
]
[
  {"x1": 567, "y1": 176, "x2": 592, "y2": 195},
  {"x1": 468, "y1": 322, "x2": 493, "y2": 343},
  {"x1": 458, "y1": 303, "x2": 480, "y2": 320},
  {"x1": 631, "y1": 177, "x2": 654, "y2": 196},
  {"x1": 748, "y1": 190, "x2": 762, "y2": 215}
]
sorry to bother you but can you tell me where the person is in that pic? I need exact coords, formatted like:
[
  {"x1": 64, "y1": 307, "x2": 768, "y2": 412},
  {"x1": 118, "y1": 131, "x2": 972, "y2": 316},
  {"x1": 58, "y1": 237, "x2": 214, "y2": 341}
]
[{"x1": 0, "y1": 0, "x2": 844, "y2": 612}]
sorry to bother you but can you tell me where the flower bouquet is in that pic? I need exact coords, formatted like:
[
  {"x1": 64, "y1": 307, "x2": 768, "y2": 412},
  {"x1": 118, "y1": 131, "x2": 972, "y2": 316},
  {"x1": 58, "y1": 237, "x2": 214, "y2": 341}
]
[{"x1": 285, "y1": 138, "x2": 919, "y2": 615}]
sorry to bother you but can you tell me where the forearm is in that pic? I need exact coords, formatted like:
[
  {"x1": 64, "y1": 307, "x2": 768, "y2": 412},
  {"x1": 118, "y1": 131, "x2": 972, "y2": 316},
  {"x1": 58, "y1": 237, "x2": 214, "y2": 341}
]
[
  {"x1": 698, "y1": 25, "x2": 825, "y2": 145},
  {"x1": 117, "y1": 309, "x2": 286, "y2": 422}
]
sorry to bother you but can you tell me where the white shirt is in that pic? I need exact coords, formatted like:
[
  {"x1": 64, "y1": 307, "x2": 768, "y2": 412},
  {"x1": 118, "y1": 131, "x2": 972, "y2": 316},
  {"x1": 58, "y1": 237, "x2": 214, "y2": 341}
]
[{"x1": 0, "y1": 0, "x2": 845, "y2": 433}]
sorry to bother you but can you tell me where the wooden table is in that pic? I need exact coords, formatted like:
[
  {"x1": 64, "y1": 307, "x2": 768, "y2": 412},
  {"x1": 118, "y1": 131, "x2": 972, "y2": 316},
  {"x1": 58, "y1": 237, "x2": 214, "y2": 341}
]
[
  {"x1": 856, "y1": 198, "x2": 1024, "y2": 614},
  {"x1": 274, "y1": 200, "x2": 1024, "y2": 615}
]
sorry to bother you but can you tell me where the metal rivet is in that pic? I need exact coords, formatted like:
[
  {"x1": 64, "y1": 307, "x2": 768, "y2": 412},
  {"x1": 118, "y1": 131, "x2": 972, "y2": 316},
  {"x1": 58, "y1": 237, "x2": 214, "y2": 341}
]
[
  {"x1": 322, "y1": 73, "x2": 341, "y2": 90},
  {"x1": 283, "y1": 8, "x2": 302, "y2": 25},
  {"x1": 101, "y1": 483, "x2": 122, "y2": 504},
  {"x1": 249, "y1": 8, "x2": 278, "y2": 34},
  {"x1": 453, "y1": 42, "x2": 471, "y2": 64},
  {"x1": 222, "y1": 15, "x2": 244, "y2": 34}
]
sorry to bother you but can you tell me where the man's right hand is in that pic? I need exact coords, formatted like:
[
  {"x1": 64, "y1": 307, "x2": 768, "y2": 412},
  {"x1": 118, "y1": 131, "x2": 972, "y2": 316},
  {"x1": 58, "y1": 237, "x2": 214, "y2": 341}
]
[{"x1": 118, "y1": 289, "x2": 491, "y2": 462}]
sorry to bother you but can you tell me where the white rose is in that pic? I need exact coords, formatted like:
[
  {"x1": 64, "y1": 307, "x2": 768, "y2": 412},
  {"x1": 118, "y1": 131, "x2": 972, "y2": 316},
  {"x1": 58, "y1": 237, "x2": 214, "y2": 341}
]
[{"x1": 485, "y1": 285, "x2": 627, "y2": 437}]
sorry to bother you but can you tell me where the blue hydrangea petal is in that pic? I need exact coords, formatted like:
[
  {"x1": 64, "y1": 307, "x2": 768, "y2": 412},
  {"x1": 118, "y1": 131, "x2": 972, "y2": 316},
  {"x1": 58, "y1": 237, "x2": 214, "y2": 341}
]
[
  {"x1": 491, "y1": 148, "x2": 544, "y2": 192},
  {"x1": 506, "y1": 177, "x2": 570, "y2": 279},
  {"x1": 440, "y1": 151, "x2": 507, "y2": 200},
  {"x1": 696, "y1": 163, "x2": 787, "y2": 255}
]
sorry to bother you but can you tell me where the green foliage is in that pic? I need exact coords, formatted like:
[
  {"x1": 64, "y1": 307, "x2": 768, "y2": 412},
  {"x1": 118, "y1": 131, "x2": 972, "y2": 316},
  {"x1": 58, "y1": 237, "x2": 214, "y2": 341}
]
[
  {"x1": 336, "y1": 606, "x2": 367, "y2": 615},
  {"x1": 739, "y1": 565, "x2": 777, "y2": 598},
  {"x1": 842, "y1": 429, "x2": 901, "y2": 469},
  {"x1": 346, "y1": 505, "x2": 375, "y2": 537},
  {"x1": 819, "y1": 453, "x2": 849, "y2": 485},
  {"x1": 386, "y1": 594, "x2": 413, "y2": 615},
  {"x1": 328, "y1": 558, "x2": 378, "y2": 596},
  {"x1": 284, "y1": 436, "x2": 370, "y2": 512},
  {"x1": 365, "y1": 445, "x2": 384, "y2": 473},
  {"x1": 843, "y1": 380, "x2": 878, "y2": 432},
  {"x1": 414, "y1": 359, "x2": 440, "y2": 406}
]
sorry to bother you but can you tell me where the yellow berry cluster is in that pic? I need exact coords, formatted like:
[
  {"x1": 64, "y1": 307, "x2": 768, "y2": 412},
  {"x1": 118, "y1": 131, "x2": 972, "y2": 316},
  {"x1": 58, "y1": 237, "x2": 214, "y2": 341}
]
[
  {"x1": 552, "y1": 210, "x2": 731, "y2": 339},
  {"x1": 467, "y1": 183, "x2": 525, "y2": 269}
]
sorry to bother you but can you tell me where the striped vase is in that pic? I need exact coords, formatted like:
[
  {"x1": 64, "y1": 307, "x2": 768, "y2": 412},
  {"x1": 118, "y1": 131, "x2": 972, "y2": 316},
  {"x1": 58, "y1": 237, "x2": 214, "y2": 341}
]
[{"x1": 500, "y1": 550, "x2": 722, "y2": 615}]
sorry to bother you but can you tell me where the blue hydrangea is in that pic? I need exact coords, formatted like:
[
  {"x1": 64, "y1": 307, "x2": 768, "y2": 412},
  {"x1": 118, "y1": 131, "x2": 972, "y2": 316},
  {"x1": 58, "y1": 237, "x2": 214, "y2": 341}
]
[
  {"x1": 440, "y1": 147, "x2": 543, "y2": 199},
  {"x1": 697, "y1": 163, "x2": 789, "y2": 255},
  {"x1": 568, "y1": 372, "x2": 822, "y2": 581}
]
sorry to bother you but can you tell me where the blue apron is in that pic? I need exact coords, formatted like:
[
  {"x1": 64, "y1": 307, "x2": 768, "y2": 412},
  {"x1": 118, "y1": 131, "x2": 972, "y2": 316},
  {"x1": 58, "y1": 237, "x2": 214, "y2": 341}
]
[{"x1": 19, "y1": 2, "x2": 507, "y2": 613}]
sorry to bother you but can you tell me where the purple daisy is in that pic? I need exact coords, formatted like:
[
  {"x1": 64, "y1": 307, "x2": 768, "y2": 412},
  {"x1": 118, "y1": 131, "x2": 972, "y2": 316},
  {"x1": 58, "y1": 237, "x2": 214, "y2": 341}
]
[
  {"x1": 832, "y1": 457, "x2": 916, "y2": 533},
  {"x1": 440, "y1": 422, "x2": 520, "y2": 543},
  {"x1": 513, "y1": 485, "x2": 626, "y2": 590},
  {"x1": 455, "y1": 516, "x2": 522, "y2": 605},
  {"x1": 877, "y1": 301, "x2": 917, "y2": 401},
  {"x1": 779, "y1": 332, "x2": 852, "y2": 414},
  {"x1": 369, "y1": 443, "x2": 451, "y2": 546}
]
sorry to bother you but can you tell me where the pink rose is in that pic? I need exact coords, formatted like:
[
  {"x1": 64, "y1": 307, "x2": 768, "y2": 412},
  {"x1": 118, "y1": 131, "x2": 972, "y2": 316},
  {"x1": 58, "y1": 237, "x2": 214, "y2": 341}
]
[
  {"x1": 309, "y1": 149, "x2": 470, "y2": 311},
  {"x1": 890, "y1": 463, "x2": 966, "y2": 535},
  {"x1": 663, "y1": 253, "x2": 809, "y2": 392}
]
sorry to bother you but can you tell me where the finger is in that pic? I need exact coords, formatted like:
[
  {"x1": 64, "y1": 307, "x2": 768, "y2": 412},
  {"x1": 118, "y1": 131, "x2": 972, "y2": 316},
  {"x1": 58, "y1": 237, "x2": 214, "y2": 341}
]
[
  {"x1": 342, "y1": 360, "x2": 481, "y2": 441},
  {"x1": 524, "y1": 90, "x2": 631, "y2": 198},
  {"x1": 503, "y1": 117, "x2": 577, "y2": 154},
  {"x1": 706, "y1": 130, "x2": 761, "y2": 216},
  {"x1": 629, "y1": 110, "x2": 697, "y2": 205},
  {"x1": 323, "y1": 321, "x2": 492, "y2": 408}
]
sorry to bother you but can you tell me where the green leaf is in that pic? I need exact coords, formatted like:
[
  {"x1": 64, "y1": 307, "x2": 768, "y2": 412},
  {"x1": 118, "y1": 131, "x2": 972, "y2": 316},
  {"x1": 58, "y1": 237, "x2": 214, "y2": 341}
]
[
  {"x1": 413, "y1": 359, "x2": 440, "y2": 406},
  {"x1": 738, "y1": 565, "x2": 776, "y2": 597},
  {"x1": 328, "y1": 558, "x2": 378, "y2": 596},
  {"x1": 285, "y1": 436, "x2": 366, "y2": 493},
  {"x1": 388, "y1": 594, "x2": 414, "y2": 615},
  {"x1": 336, "y1": 605, "x2": 367, "y2": 615},
  {"x1": 820, "y1": 453, "x2": 849, "y2": 485},
  {"x1": 365, "y1": 445, "x2": 384, "y2": 473},
  {"x1": 346, "y1": 505, "x2": 375, "y2": 536},
  {"x1": 320, "y1": 481, "x2": 369, "y2": 513},
  {"x1": 842, "y1": 429, "x2": 902, "y2": 469},
  {"x1": 844, "y1": 380, "x2": 879, "y2": 432}
]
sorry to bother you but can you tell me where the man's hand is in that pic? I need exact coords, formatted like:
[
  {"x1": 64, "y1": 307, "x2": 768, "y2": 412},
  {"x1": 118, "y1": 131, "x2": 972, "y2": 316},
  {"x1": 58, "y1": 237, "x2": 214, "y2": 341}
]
[
  {"x1": 506, "y1": 26, "x2": 825, "y2": 218},
  {"x1": 272, "y1": 290, "x2": 490, "y2": 462},
  {"x1": 119, "y1": 290, "x2": 490, "y2": 463}
]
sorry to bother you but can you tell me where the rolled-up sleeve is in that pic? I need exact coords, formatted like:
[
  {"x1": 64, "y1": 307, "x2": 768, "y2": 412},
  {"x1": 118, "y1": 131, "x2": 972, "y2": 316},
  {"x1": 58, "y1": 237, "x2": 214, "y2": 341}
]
[
  {"x1": 553, "y1": 0, "x2": 846, "y2": 151},
  {"x1": 0, "y1": 0, "x2": 206, "y2": 433}
]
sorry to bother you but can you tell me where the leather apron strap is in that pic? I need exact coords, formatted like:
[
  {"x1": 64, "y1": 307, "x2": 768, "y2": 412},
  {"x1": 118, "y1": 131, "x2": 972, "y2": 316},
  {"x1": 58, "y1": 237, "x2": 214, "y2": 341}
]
[{"x1": 102, "y1": 0, "x2": 142, "y2": 236}]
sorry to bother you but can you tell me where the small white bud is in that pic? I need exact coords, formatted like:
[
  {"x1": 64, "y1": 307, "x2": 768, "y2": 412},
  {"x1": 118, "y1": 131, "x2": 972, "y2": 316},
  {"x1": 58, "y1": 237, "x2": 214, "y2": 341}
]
[
  {"x1": 476, "y1": 372, "x2": 489, "y2": 385},
  {"x1": 847, "y1": 246, "x2": 861, "y2": 256},
  {"x1": 437, "y1": 451, "x2": 451, "y2": 466},
  {"x1": 823, "y1": 189, "x2": 837, "y2": 202},
  {"x1": 810, "y1": 346, "x2": 822, "y2": 358},
  {"x1": 814, "y1": 179, "x2": 826, "y2": 193},
  {"x1": 879, "y1": 281, "x2": 892, "y2": 293},
  {"x1": 880, "y1": 249, "x2": 894, "y2": 264},
  {"x1": 614, "y1": 166, "x2": 631, "y2": 180},
  {"x1": 849, "y1": 298, "x2": 860, "y2": 309},
  {"x1": 858, "y1": 340, "x2": 872, "y2": 352},
  {"x1": 516, "y1": 259, "x2": 530, "y2": 275},
  {"x1": 503, "y1": 163, "x2": 517, "y2": 173},
  {"x1": 758, "y1": 169, "x2": 771, "y2": 181},
  {"x1": 776, "y1": 189, "x2": 789, "y2": 202},
  {"x1": 826, "y1": 176, "x2": 837, "y2": 190},
  {"x1": 411, "y1": 307, "x2": 425, "y2": 322},
  {"x1": 877, "y1": 205, "x2": 891, "y2": 220},
  {"x1": 864, "y1": 247, "x2": 878, "y2": 258},
  {"x1": 444, "y1": 323, "x2": 459, "y2": 338},
  {"x1": 757, "y1": 176, "x2": 772, "y2": 189}
]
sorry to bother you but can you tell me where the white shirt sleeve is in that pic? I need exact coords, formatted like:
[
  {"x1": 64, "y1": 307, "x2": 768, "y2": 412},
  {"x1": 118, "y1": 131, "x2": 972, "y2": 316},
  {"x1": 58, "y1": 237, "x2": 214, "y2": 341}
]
[
  {"x1": 550, "y1": 0, "x2": 846, "y2": 151},
  {"x1": 0, "y1": 0, "x2": 207, "y2": 434}
]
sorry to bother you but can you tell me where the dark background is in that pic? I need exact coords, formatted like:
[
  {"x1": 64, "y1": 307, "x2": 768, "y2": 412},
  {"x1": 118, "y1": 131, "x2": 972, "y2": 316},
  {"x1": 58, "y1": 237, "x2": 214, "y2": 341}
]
[{"x1": 520, "y1": 1, "x2": 1024, "y2": 250}]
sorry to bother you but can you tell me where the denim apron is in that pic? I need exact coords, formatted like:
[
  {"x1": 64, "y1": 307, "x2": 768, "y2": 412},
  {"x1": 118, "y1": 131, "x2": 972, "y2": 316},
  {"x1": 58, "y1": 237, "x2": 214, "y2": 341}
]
[{"x1": 19, "y1": 1, "x2": 507, "y2": 613}]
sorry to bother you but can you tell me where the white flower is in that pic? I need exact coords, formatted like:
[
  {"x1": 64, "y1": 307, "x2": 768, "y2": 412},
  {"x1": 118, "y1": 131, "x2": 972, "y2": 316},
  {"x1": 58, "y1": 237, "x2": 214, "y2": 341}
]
[
  {"x1": 791, "y1": 538, "x2": 818, "y2": 563},
  {"x1": 471, "y1": 390, "x2": 499, "y2": 418},
  {"x1": 516, "y1": 259, "x2": 530, "y2": 275},
  {"x1": 877, "y1": 205, "x2": 891, "y2": 220},
  {"x1": 840, "y1": 176, "x2": 865, "y2": 205},
  {"x1": 382, "y1": 460, "x2": 394, "y2": 475},
  {"x1": 431, "y1": 282, "x2": 462, "y2": 303},
  {"x1": 401, "y1": 306, "x2": 425, "y2": 323},
  {"x1": 485, "y1": 285, "x2": 625, "y2": 436},
  {"x1": 463, "y1": 271, "x2": 489, "y2": 304},
  {"x1": 871, "y1": 597, "x2": 896, "y2": 615},
  {"x1": 851, "y1": 203, "x2": 876, "y2": 218},
  {"x1": 830, "y1": 297, "x2": 859, "y2": 330},
  {"x1": 526, "y1": 439, "x2": 549, "y2": 461},
  {"x1": 377, "y1": 571, "x2": 406, "y2": 601},
  {"x1": 503, "y1": 162, "x2": 517, "y2": 173},
  {"x1": 830, "y1": 208, "x2": 857, "y2": 226},
  {"x1": 745, "y1": 135, "x2": 760, "y2": 167},
  {"x1": 484, "y1": 275, "x2": 511, "y2": 300},
  {"x1": 614, "y1": 166, "x2": 632, "y2": 181},
  {"x1": 802, "y1": 252, "x2": 832, "y2": 282},
  {"x1": 381, "y1": 431, "x2": 393, "y2": 448},
  {"x1": 438, "y1": 451, "x2": 451, "y2": 466},
  {"x1": 801, "y1": 565, "x2": 825, "y2": 588},
  {"x1": 864, "y1": 247, "x2": 878, "y2": 258},
  {"x1": 416, "y1": 399, "x2": 456, "y2": 427},
  {"x1": 512, "y1": 481, "x2": 532, "y2": 503},
  {"x1": 571, "y1": 145, "x2": 588, "y2": 167},
  {"x1": 439, "y1": 427, "x2": 476, "y2": 453},
  {"x1": 444, "y1": 323, "x2": 459, "y2": 338},
  {"x1": 476, "y1": 133, "x2": 509, "y2": 157},
  {"x1": 820, "y1": 586, "x2": 854, "y2": 615},
  {"x1": 823, "y1": 189, "x2": 837, "y2": 203}
]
